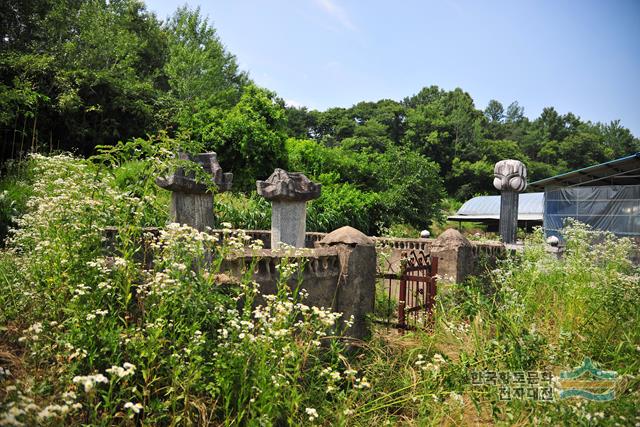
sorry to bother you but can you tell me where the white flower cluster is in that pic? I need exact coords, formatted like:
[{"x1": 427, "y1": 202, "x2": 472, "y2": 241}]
[
  {"x1": 85, "y1": 309, "x2": 109, "y2": 321},
  {"x1": 1, "y1": 383, "x2": 81, "y2": 426},
  {"x1": 123, "y1": 402, "x2": 143, "y2": 414},
  {"x1": 18, "y1": 323, "x2": 43, "y2": 342},
  {"x1": 305, "y1": 407, "x2": 319, "y2": 422},
  {"x1": 106, "y1": 362, "x2": 136, "y2": 379},
  {"x1": 415, "y1": 353, "x2": 447, "y2": 375},
  {"x1": 72, "y1": 374, "x2": 108, "y2": 392}
]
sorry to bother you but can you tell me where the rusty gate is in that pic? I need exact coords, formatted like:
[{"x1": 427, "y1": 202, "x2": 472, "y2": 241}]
[{"x1": 376, "y1": 249, "x2": 438, "y2": 331}]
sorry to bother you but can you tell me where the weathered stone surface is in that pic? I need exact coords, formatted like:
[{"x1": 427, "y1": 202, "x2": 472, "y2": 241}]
[
  {"x1": 334, "y1": 244, "x2": 376, "y2": 340},
  {"x1": 156, "y1": 152, "x2": 232, "y2": 231},
  {"x1": 319, "y1": 226, "x2": 374, "y2": 247},
  {"x1": 493, "y1": 159, "x2": 527, "y2": 244},
  {"x1": 433, "y1": 228, "x2": 471, "y2": 248},
  {"x1": 498, "y1": 190, "x2": 519, "y2": 243},
  {"x1": 156, "y1": 152, "x2": 233, "y2": 194},
  {"x1": 256, "y1": 169, "x2": 321, "y2": 202},
  {"x1": 431, "y1": 228, "x2": 473, "y2": 283},
  {"x1": 271, "y1": 201, "x2": 307, "y2": 248},
  {"x1": 169, "y1": 192, "x2": 215, "y2": 232},
  {"x1": 258, "y1": 169, "x2": 321, "y2": 248},
  {"x1": 493, "y1": 159, "x2": 527, "y2": 192},
  {"x1": 222, "y1": 237, "x2": 376, "y2": 340}
]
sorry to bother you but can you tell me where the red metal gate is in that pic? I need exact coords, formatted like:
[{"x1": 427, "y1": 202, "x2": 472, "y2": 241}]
[{"x1": 376, "y1": 249, "x2": 438, "y2": 331}]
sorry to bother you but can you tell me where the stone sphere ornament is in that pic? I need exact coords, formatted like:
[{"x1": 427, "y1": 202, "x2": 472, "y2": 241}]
[
  {"x1": 546, "y1": 235, "x2": 560, "y2": 247},
  {"x1": 420, "y1": 230, "x2": 430, "y2": 238},
  {"x1": 493, "y1": 159, "x2": 527, "y2": 192}
]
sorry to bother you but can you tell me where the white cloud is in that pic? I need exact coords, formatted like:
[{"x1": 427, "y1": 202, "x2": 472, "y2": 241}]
[
  {"x1": 285, "y1": 99, "x2": 305, "y2": 108},
  {"x1": 314, "y1": 0, "x2": 357, "y2": 32}
]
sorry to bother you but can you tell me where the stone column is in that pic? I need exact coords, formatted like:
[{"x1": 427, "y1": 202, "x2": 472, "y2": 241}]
[
  {"x1": 257, "y1": 169, "x2": 321, "y2": 248},
  {"x1": 493, "y1": 160, "x2": 527, "y2": 244},
  {"x1": 156, "y1": 152, "x2": 232, "y2": 231},
  {"x1": 318, "y1": 226, "x2": 376, "y2": 341},
  {"x1": 430, "y1": 228, "x2": 473, "y2": 283}
]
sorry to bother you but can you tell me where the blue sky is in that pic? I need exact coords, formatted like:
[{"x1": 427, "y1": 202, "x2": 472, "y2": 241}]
[{"x1": 146, "y1": 0, "x2": 640, "y2": 136}]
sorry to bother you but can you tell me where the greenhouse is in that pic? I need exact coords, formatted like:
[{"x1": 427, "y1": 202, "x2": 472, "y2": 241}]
[{"x1": 529, "y1": 153, "x2": 640, "y2": 238}]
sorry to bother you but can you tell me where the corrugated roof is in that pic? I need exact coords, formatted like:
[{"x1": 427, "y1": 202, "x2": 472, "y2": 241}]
[
  {"x1": 448, "y1": 192, "x2": 544, "y2": 221},
  {"x1": 528, "y1": 152, "x2": 640, "y2": 190}
]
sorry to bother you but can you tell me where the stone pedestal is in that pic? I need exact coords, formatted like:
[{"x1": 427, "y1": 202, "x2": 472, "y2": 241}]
[
  {"x1": 493, "y1": 159, "x2": 527, "y2": 244},
  {"x1": 156, "y1": 152, "x2": 232, "y2": 231},
  {"x1": 257, "y1": 169, "x2": 321, "y2": 249}
]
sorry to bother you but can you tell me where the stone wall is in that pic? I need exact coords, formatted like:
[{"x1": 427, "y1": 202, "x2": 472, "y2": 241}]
[
  {"x1": 210, "y1": 229, "x2": 326, "y2": 249},
  {"x1": 221, "y1": 239, "x2": 375, "y2": 341},
  {"x1": 104, "y1": 227, "x2": 507, "y2": 285},
  {"x1": 103, "y1": 226, "x2": 376, "y2": 340}
]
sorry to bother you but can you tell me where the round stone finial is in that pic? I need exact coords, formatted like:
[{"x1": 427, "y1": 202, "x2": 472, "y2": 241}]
[
  {"x1": 319, "y1": 226, "x2": 374, "y2": 246},
  {"x1": 433, "y1": 228, "x2": 471, "y2": 248},
  {"x1": 256, "y1": 168, "x2": 321, "y2": 202},
  {"x1": 420, "y1": 230, "x2": 430, "y2": 238},
  {"x1": 156, "y1": 152, "x2": 233, "y2": 194},
  {"x1": 493, "y1": 159, "x2": 527, "y2": 192},
  {"x1": 546, "y1": 235, "x2": 560, "y2": 247}
]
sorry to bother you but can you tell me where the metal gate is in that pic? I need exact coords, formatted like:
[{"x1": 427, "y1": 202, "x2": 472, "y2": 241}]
[{"x1": 376, "y1": 249, "x2": 438, "y2": 331}]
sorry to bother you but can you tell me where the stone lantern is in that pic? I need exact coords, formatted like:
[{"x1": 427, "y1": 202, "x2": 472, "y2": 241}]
[
  {"x1": 257, "y1": 169, "x2": 321, "y2": 248},
  {"x1": 156, "y1": 152, "x2": 232, "y2": 231}
]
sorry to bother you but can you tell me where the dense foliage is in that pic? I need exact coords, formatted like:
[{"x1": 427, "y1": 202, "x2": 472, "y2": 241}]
[{"x1": 2, "y1": 0, "x2": 639, "y2": 232}]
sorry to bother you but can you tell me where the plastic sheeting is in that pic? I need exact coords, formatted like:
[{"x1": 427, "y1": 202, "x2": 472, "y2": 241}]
[{"x1": 544, "y1": 185, "x2": 640, "y2": 238}]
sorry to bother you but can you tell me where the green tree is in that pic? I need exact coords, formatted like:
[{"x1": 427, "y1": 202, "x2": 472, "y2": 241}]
[
  {"x1": 188, "y1": 84, "x2": 288, "y2": 191},
  {"x1": 164, "y1": 6, "x2": 247, "y2": 115},
  {"x1": 484, "y1": 99, "x2": 505, "y2": 123}
]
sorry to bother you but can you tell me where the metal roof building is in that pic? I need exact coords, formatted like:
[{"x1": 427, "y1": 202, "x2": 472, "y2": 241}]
[
  {"x1": 528, "y1": 152, "x2": 640, "y2": 190},
  {"x1": 448, "y1": 192, "x2": 544, "y2": 227}
]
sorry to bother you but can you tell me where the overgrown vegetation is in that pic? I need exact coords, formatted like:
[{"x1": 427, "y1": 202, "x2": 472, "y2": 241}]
[{"x1": 0, "y1": 152, "x2": 638, "y2": 426}]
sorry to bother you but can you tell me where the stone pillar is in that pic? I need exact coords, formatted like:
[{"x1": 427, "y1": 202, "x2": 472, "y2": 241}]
[
  {"x1": 257, "y1": 168, "x2": 321, "y2": 248},
  {"x1": 430, "y1": 228, "x2": 473, "y2": 283},
  {"x1": 156, "y1": 152, "x2": 232, "y2": 231},
  {"x1": 493, "y1": 159, "x2": 527, "y2": 244},
  {"x1": 318, "y1": 226, "x2": 376, "y2": 340}
]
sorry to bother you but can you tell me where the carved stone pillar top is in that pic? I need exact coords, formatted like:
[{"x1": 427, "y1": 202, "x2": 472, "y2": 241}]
[
  {"x1": 256, "y1": 169, "x2": 321, "y2": 202},
  {"x1": 156, "y1": 152, "x2": 233, "y2": 194},
  {"x1": 493, "y1": 159, "x2": 527, "y2": 192}
]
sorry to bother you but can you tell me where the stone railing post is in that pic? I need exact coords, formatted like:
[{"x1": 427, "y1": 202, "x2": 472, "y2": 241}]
[
  {"x1": 430, "y1": 229, "x2": 473, "y2": 283},
  {"x1": 318, "y1": 226, "x2": 376, "y2": 340},
  {"x1": 257, "y1": 169, "x2": 321, "y2": 248},
  {"x1": 156, "y1": 152, "x2": 232, "y2": 231},
  {"x1": 493, "y1": 159, "x2": 527, "y2": 244}
]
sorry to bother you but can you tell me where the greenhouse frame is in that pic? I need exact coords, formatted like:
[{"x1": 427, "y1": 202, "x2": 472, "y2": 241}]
[{"x1": 529, "y1": 153, "x2": 640, "y2": 239}]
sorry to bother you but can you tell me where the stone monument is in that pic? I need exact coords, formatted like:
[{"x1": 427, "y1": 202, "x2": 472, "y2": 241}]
[
  {"x1": 256, "y1": 169, "x2": 321, "y2": 248},
  {"x1": 156, "y1": 152, "x2": 232, "y2": 231},
  {"x1": 493, "y1": 159, "x2": 527, "y2": 244}
]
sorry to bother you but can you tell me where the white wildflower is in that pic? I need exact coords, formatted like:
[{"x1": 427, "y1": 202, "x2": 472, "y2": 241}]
[{"x1": 305, "y1": 407, "x2": 319, "y2": 421}]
